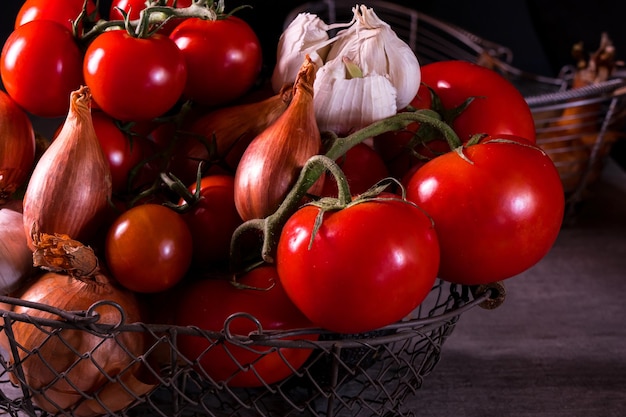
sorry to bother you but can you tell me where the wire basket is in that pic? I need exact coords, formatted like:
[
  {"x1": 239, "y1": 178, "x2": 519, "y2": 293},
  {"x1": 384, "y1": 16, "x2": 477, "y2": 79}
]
[
  {"x1": 287, "y1": 0, "x2": 626, "y2": 215},
  {"x1": 0, "y1": 279, "x2": 501, "y2": 417}
]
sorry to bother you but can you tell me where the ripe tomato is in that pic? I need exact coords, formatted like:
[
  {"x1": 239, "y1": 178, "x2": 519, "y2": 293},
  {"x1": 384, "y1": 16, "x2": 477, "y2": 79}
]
[
  {"x1": 179, "y1": 175, "x2": 243, "y2": 270},
  {"x1": 91, "y1": 111, "x2": 147, "y2": 193},
  {"x1": 15, "y1": 0, "x2": 99, "y2": 32},
  {"x1": 1, "y1": 20, "x2": 84, "y2": 117},
  {"x1": 405, "y1": 136, "x2": 564, "y2": 285},
  {"x1": 174, "y1": 266, "x2": 317, "y2": 387},
  {"x1": 83, "y1": 30, "x2": 187, "y2": 122},
  {"x1": 169, "y1": 16, "x2": 262, "y2": 107},
  {"x1": 320, "y1": 142, "x2": 390, "y2": 198},
  {"x1": 109, "y1": 0, "x2": 192, "y2": 34},
  {"x1": 105, "y1": 203, "x2": 193, "y2": 293},
  {"x1": 276, "y1": 197, "x2": 440, "y2": 334}
]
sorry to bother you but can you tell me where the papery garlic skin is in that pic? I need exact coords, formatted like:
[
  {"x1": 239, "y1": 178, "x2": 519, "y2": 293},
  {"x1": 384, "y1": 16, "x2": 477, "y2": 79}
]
[
  {"x1": 321, "y1": 4, "x2": 421, "y2": 110},
  {"x1": 271, "y1": 12, "x2": 336, "y2": 93},
  {"x1": 314, "y1": 55, "x2": 397, "y2": 135}
]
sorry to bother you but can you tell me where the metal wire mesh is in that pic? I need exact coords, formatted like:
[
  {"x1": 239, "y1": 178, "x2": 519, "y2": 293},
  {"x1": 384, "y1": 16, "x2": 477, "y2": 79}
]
[{"x1": 0, "y1": 280, "x2": 496, "y2": 417}]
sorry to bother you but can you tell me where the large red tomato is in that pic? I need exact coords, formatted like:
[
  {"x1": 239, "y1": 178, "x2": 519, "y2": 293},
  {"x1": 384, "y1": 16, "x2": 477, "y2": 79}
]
[
  {"x1": 169, "y1": 16, "x2": 262, "y2": 107},
  {"x1": 1, "y1": 20, "x2": 84, "y2": 117},
  {"x1": 179, "y1": 175, "x2": 243, "y2": 270},
  {"x1": 105, "y1": 203, "x2": 193, "y2": 293},
  {"x1": 15, "y1": 0, "x2": 99, "y2": 32},
  {"x1": 83, "y1": 30, "x2": 187, "y2": 122},
  {"x1": 276, "y1": 197, "x2": 440, "y2": 334},
  {"x1": 174, "y1": 266, "x2": 317, "y2": 387},
  {"x1": 405, "y1": 136, "x2": 564, "y2": 285}
]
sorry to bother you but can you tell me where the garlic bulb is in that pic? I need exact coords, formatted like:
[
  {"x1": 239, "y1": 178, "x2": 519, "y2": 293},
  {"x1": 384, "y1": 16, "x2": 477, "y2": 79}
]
[
  {"x1": 324, "y1": 5, "x2": 421, "y2": 110},
  {"x1": 271, "y1": 12, "x2": 333, "y2": 93}
]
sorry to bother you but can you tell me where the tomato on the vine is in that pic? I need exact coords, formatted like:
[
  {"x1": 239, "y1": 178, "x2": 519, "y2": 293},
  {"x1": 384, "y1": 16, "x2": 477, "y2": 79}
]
[
  {"x1": 109, "y1": 0, "x2": 192, "y2": 34},
  {"x1": 169, "y1": 16, "x2": 262, "y2": 107},
  {"x1": 15, "y1": 0, "x2": 99, "y2": 32},
  {"x1": 1, "y1": 20, "x2": 84, "y2": 117},
  {"x1": 276, "y1": 196, "x2": 440, "y2": 334},
  {"x1": 174, "y1": 265, "x2": 317, "y2": 387},
  {"x1": 178, "y1": 175, "x2": 243, "y2": 271},
  {"x1": 105, "y1": 203, "x2": 193, "y2": 293},
  {"x1": 405, "y1": 135, "x2": 564, "y2": 285},
  {"x1": 83, "y1": 30, "x2": 187, "y2": 122}
]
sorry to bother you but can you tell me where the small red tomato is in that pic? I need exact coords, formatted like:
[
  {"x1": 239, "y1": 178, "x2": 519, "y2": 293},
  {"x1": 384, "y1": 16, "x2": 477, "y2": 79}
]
[{"x1": 105, "y1": 203, "x2": 193, "y2": 293}]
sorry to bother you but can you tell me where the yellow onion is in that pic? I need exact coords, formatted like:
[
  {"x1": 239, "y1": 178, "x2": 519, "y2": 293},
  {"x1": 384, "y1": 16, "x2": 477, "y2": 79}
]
[
  {"x1": 0, "y1": 200, "x2": 36, "y2": 294},
  {"x1": 22, "y1": 86, "x2": 112, "y2": 250},
  {"x1": 234, "y1": 55, "x2": 322, "y2": 221},
  {"x1": 3, "y1": 267, "x2": 154, "y2": 416},
  {"x1": 0, "y1": 90, "x2": 36, "y2": 204}
]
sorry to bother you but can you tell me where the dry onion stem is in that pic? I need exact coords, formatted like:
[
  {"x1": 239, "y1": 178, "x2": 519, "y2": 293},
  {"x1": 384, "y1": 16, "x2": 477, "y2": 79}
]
[{"x1": 31, "y1": 229, "x2": 99, "y2": 278}]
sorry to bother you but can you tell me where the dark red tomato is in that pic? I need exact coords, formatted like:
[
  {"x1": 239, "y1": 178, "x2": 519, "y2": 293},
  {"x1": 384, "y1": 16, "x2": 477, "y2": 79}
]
[
  {"x1": 405, "y1": 136, "x2": 564, "y2": 285},
  {"x1": 169, "y1": 16, "x2": 262, "y2": 107},
  {"x1": 109, "y1": 0, "x2": 192, "y2": 34},
  {"x1": 1, "y1": 20, "x2": 84, "y2": 117},
  {"x1": 83, "y1": 30, "x2": 187, "y2": 122},
  {"x1": 320, "y1": 143, "x2": 390, "y2": 198},
  {"x1": 91, "y1": 112, "x2": 146, "y2": 193},
  {"x1": 174, "y1": 266, "x2": 317, "y2": 387},
  {"x1": 418, "y1": 60, "x2": 536, "y2": 143},
  {"x1": 105, "y1": 203, "x2": 193, "y2": 293},
  {"x1": 179, "y1": 175, "x2": 243, "y2": 270},
  {"x1": 276, "y1": 197, "x2": 440, "y2": 334},
  {"x1": 15, "y1": 0, "x2": 99, "y2": 32}
]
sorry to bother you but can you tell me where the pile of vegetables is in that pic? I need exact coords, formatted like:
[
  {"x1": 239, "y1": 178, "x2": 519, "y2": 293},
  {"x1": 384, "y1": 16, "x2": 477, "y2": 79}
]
[{"x1": 0, "y1": 0, "x2": 565, "y2": 414}]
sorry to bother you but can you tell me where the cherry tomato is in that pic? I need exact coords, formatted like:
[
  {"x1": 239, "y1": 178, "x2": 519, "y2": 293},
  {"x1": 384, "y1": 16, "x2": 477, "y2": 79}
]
[
  {"x1": 105, "y1": 203, "x2": 193, "y2": 293},
  {"x1": 15, "y1": 0, "x2": 99, "y2": 32},
  {"x1": 83, "y1": 30, "x2": 187, "y2": 122},
  {"x1": 109, "y1": 0, "x2": 192, "y2": 34},
  {"x1": 1, "y1": 20, "x2": 84, "y2": 117},
  {"x1": 91, "y1": 112, "x2": 147, "y2": 193},
  {"x1": 276, "y1": 197, "x2": 440, "y2": 334},
  {"x1": 320, "y1": 142, "x2": 390, "y2": 198},
  {"x1": 405, "y1": 136, "x2": 564, "y2": 285},
  {"x1": 169, "y1": 16, "x2": 262, "y2": 107},
  {"x1": 174, "y1": 266, "x2": 317, "y2": 387},
  {"x1": 179, "y1": 175, "x2": 243, "y2": 270}
]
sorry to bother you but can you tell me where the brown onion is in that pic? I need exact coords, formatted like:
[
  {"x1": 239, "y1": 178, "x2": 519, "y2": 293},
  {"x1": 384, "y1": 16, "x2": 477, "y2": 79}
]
[
  {"x1": 22, "y1": 86, "x2": 112, "y2": 250},
  {"x1": 0, "y1": 90, "x2": 36, "y2": 204},
  {"x1": 234, "y1": 56, "x2": 322, "y2": 221},
  {"x1": 4, "y1": 269, "x2": 154, "y2": 416},
  {"x1": 0, "y1": 200, "x2": 36, "y2": 294}
]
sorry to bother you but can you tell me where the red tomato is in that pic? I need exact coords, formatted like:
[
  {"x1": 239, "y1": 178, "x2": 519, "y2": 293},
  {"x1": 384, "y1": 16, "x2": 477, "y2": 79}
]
[
  {"x1": 276, "y1": 197, "x2": 440, "y2": 334},
  {"x1": 174, "y1": 266, "x2": 317, "y2": 387},
  {"x1": 83, "y1": 30, "x2": 187, "y2": 121},
  {"x1": 418, "y1": 60, "x2": 536, "y2": 143},
  {"x1": 91, "y1": 112, "x2": 146, "y2": 193},
  {"x1": 169, "y1": 16, "x2": 262, "y2": 107},
  {"x1": 15, "y1": 0, "x2": 99, "y2": 32},
  {"x1": 320, "y1": 142, "x2": 390, "y2": 198},
  {"x1": 1, "y1": 20, "x2": 84, "y2": 117},
  {"x1": 405, "y1": 136, "x2": 564, "y2": 285},
  {"x1": 179, "y1": 175, "x2": 243, "y2": 270},
  {"x1": 109, "y1": 0, "x2": 192, "y2": 34},
  {"x1": 105, "y1": 203, "x2": 193, "y2": 293}
]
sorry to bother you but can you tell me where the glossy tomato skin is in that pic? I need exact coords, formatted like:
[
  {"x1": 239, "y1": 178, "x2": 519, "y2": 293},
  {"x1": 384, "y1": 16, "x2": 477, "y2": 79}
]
[
  {"x1": 405, "y1": 136, "x2": 564, "y2": 285},
  {"x1": 420, "y1": 60, "x2": 536, "y2": 143},
  {"x1": 169, "y1": 16, "x2": 262, "y2": 107},
  {"x1": 109, "y1": 0, "x2": 192, "y2": 34},
  {"x1": 179, "y1": 175, "x2": 243, "y2": 270},
  {"x1": 276, "y1": 198, "x2": 440, "y2": 334},
  {"x1": 174, "y1": 266, "x2": 317, "y2": 387},
  {"x1": 83, "y1": 30, "x2": 187, "y2": 122},
  {"x1": 1, "y1": 20, "x2": 84, "y2": 117},
  {"x1": 320, "y1": 142, "x2": 390, "y2": 198},
  {"x1": 105, "y1": 203, "x2": 193, "y2": 293},
  {"x1": 15, "y1": 0, "x2": 99, "y2": 32}
]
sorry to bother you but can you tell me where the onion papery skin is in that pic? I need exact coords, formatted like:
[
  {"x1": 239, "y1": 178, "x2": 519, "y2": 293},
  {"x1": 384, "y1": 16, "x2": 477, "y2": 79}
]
[
  {"x1": 4, "y1": 271, "x2": 154, "y2": 416},
  {"x1": 22, "y1": 86, "x2": 112, "y2": 250},
  {"x1": 0, "y1": 200, "x2": 36, "y2": 294},
  {"x1": 0, "y1": 90, "x2": 36, "y2": 204}
]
